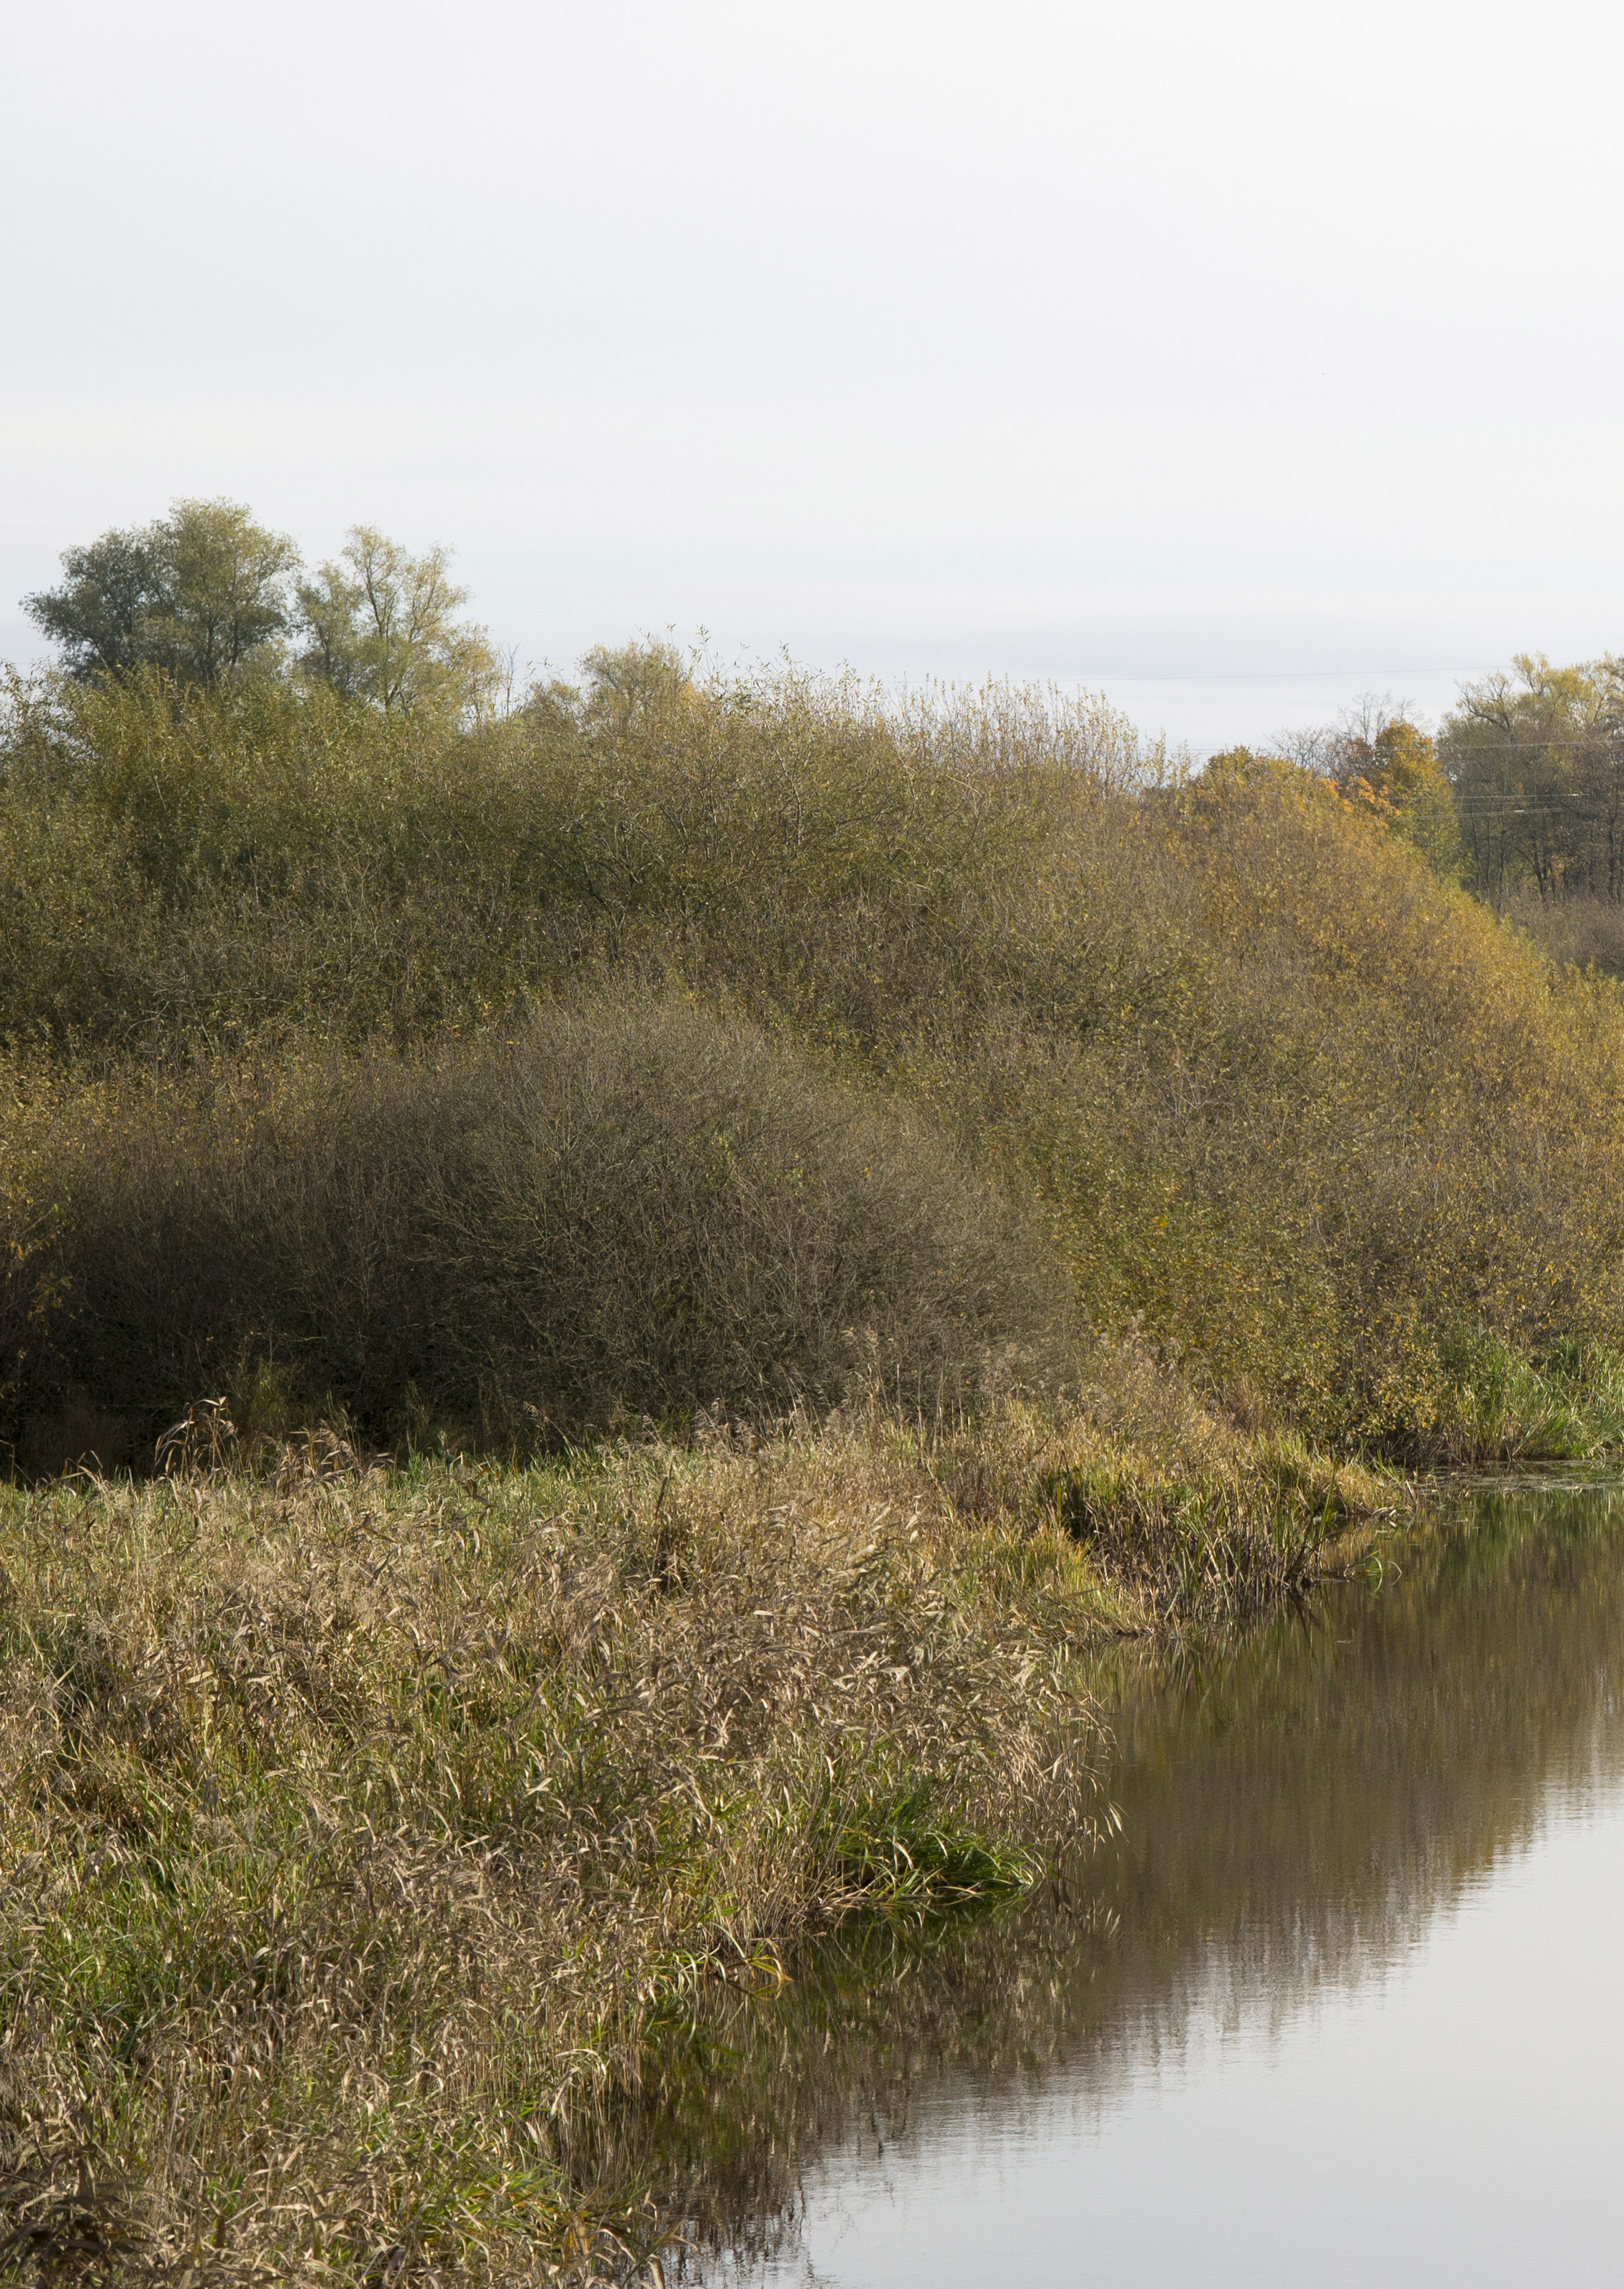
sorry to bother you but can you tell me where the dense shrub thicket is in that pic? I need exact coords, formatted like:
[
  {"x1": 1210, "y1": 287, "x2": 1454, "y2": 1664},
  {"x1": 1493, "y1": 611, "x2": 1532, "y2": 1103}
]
[
  {"x1": 4, "y1": 652, "x2": 1624, "y2": 1461},
  {"x1": 2, "y1": 1000, "x2": 1059, "y2": 1466}
]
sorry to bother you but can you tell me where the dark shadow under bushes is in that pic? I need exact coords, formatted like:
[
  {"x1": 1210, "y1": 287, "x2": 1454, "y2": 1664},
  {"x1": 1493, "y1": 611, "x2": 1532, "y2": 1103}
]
[{"x1": 7, "y1": 995, "x2": 1064, "y2": 1468}]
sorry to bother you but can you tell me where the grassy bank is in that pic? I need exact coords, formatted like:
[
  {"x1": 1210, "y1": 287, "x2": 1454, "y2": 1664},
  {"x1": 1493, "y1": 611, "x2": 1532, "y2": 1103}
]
[{"x1": 0, "y1": 1399, "x2": 1390, "y2": 2285}]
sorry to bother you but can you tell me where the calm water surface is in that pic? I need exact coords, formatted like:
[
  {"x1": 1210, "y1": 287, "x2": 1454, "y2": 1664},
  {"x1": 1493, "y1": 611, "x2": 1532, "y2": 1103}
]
[{"x1": 662, "y1": 1479, "x2": 1624, "y2": 2285}]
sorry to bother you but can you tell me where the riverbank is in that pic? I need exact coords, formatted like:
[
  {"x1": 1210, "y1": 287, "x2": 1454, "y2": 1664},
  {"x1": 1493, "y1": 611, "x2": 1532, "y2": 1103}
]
[
  {"x1": 0, "y1": 1399, "x2": 1391, "y2": 2285},
  {"x1": 621, "y1": 1473, "x2": 1624, "y2": 2285},
  {"x1": 7, "y1": 646, "x2": 1624, "y2": 2280}
]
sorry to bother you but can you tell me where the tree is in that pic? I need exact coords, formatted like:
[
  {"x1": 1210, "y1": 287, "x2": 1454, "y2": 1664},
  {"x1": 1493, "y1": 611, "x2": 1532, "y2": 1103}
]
[
  {"x1": 1328, "y1": 711, "x2": 1464, "y2": 884},
  {"x1": 1440, "y1": 655, "x2": 1624, "y2": 904},
  {"x1": 295, "y1": 528, "x2": 498, "y2": 718},
  {"x1": 1278, "y1": 698, "x2": 1464, "y2": 882},
  {"x1": 22, "y1": 526, "x2": 158, "y2": 680},
  {"x1": 23, "y1": 500, "x2": 298, "y2": 684}
]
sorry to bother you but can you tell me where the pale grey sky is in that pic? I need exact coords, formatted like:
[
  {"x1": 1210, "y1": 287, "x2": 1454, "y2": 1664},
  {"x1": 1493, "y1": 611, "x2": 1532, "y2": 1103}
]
[{"x1": 5, "y1": 0, "x2": 1620, "y2": 747}]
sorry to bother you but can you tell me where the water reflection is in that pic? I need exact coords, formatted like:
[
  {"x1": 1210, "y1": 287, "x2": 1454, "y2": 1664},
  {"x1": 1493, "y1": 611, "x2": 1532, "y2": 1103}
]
[{"x1": 631, "y1": 1480, "x2": 1624, "y2": 2284}]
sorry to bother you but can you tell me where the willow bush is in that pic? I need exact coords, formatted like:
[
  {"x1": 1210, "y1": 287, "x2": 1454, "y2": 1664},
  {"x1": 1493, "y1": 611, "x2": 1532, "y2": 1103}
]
[
  {"x1": 4, "y1": 657, "x2": 1624, "y2": 1459},
  {"x1": 1, "y1": 997, "x2": 1062, "y2": 1468}
]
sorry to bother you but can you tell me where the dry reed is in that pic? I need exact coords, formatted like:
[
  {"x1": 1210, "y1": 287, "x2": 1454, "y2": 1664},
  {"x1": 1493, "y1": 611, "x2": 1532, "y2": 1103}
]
[{"x1": 0, "y1": 1382, "x2": 1397, "y2": 2285}]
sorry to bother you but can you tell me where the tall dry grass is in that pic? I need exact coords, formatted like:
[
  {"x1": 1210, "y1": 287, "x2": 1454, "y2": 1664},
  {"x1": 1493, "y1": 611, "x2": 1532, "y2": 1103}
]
[
  {"x1": 0, "y1": 1411, "x2": 1134, "y2": 2284},
  {"x1": 0, "y1": 1375, "x2": 1397, "y2": 2283}
]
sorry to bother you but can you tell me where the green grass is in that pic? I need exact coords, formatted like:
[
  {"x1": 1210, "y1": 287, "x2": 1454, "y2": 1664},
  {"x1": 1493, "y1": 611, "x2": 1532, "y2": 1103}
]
[{"x1": 1431, "y1": 1328, "x2": 1624, "y2": 1462}]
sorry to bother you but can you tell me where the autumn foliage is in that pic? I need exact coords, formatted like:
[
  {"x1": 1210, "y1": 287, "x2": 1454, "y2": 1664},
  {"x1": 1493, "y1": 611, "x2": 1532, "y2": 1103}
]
[{"x1": 4, "y1": 649, "x2": 1624, "y2": 1465}]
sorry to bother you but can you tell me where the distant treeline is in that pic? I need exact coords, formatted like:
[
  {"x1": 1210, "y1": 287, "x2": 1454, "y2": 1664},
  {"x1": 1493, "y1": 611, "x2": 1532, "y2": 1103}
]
[
  {"x1": 22, "y1": 496, "x2": 1624, "y2": 923},
  {"x1": 6, "y1": 501, "x2": 1624, "y2": 1467},
  {"x1": 1264, "y1": 659, "x2": 1624, "y2": 975}
]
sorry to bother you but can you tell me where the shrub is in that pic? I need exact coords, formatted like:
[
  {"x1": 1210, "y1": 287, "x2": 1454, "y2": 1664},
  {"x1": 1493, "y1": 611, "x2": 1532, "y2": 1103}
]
[
  {"x1": 7, "y1": 657, "x2": 1624, "y2": 1457},
  {"x1": 4, "y1": 996, "x2": 1063, "y2": 1464}
]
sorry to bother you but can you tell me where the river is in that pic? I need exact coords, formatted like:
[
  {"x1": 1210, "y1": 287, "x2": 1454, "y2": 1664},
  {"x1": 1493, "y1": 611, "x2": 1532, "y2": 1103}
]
[{"x1": 640, "y1": 1476, "x2": 1624, "y2": 2285}]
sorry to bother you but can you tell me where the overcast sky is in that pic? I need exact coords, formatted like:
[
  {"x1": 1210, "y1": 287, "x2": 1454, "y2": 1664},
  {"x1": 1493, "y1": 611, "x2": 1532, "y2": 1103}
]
[{"x1": 5, "y1": 0, "x2": 1621, "y2": 748}]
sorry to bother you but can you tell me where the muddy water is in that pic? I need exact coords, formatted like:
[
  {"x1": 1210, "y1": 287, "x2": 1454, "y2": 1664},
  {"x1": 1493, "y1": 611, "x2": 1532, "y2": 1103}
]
[{"x1": 665, "y1": 1479, "x2": 1624, "y2": 2285}]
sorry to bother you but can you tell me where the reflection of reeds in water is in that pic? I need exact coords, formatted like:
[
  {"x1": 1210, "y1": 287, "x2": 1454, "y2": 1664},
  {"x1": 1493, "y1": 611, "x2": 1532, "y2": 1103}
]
[{"x1": 633, "y1": 1482, "x2": 1624, "y2": 2273}]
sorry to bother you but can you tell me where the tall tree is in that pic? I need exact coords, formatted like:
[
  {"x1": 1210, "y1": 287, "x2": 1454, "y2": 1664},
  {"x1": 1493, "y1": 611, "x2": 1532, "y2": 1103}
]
[
  {"x1": 23, "y1": 500, "x2": 298, "y2": 684},
  {"x1": 295, "y1": 529, "x2": 498, "y2": 718}
]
